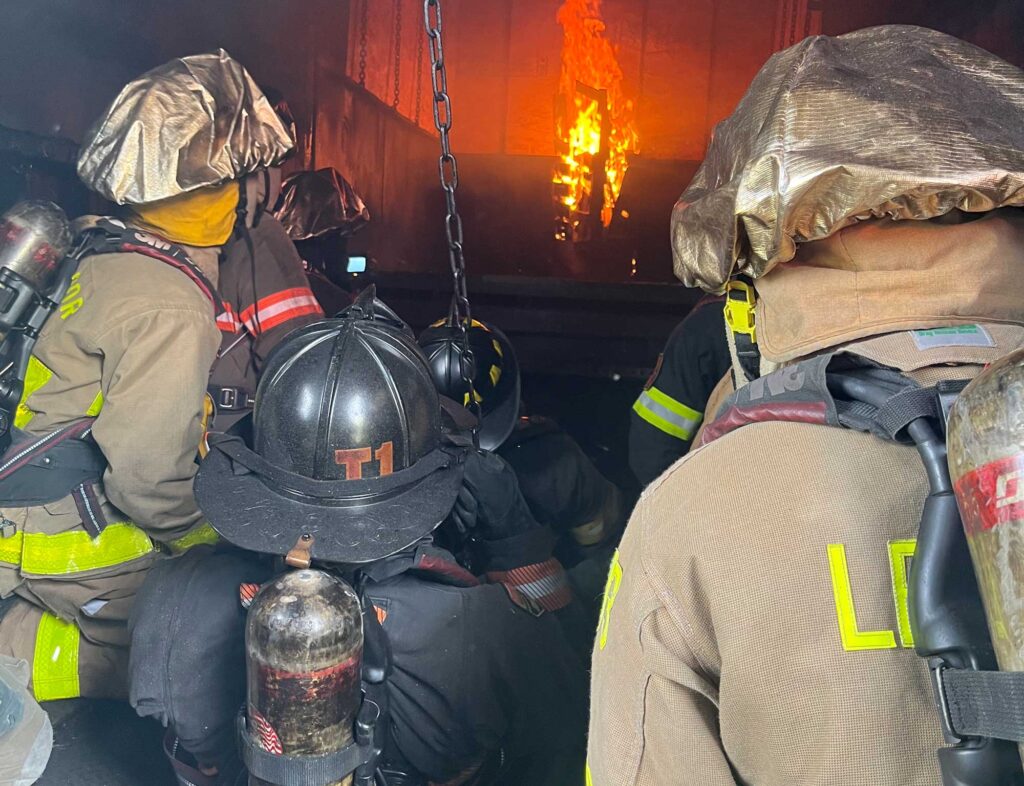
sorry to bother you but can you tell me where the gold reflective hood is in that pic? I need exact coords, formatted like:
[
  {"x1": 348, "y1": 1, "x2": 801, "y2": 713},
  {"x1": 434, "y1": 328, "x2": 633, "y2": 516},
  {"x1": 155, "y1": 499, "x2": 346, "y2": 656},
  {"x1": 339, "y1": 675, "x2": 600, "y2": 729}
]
[
  {"x1": 77, "y1": 50, "x2": 294, "y2": 205},
  {"x1": 672, "y1": 26, "x2": 1024, "y2": 293}
]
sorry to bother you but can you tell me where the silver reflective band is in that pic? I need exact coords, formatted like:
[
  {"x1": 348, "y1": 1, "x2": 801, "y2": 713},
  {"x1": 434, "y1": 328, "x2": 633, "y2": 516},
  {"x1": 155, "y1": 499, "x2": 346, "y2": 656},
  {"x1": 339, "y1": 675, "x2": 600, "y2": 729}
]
[{"x1": 633, "y1": 389, "x2": 702, "y2": 441}]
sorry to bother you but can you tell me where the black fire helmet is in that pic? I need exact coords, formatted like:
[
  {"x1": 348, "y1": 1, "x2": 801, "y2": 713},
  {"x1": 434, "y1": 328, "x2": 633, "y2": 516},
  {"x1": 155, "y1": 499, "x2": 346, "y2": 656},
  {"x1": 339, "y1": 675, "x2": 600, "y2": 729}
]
[
  {"x1": 196, "y1": 293, "x2": 469, "y2": 564},
  {"x1": 417, "y1": 319, "x2": 520, "y2": 451}
]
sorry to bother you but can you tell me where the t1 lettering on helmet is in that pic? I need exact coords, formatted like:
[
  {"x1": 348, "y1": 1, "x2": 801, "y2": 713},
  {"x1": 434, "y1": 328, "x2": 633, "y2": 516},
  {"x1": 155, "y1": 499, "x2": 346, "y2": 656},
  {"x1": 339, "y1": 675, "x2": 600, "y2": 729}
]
[{"x1": 334, "y1": 441, "x2": 395, "y2": 479}]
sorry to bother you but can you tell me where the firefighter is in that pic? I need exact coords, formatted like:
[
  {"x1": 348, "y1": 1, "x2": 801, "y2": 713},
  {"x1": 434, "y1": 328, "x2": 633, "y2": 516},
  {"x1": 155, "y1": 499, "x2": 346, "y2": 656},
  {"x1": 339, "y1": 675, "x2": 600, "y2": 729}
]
[
  {"x1": 628, "y1": 294, "x2": 731, "y2": 487},
  {"x1": 588, "y1": 27, "x2": 1024, "y2": 786},
  {"x1": 419, "y1": 319, "x2": 625, "y2": 554},
  {"x1": 0, "y1": 51, "x2": 292, "y2": 703},
  {"x1": 210, "y1": 99, "x2": 324, "y2": 429},
  {"x1": 129, "y1": 292, "x2": 588, "y2": 786},
  {"x1": 275, "y1": 166, "x2": 370, "y2": 316}
]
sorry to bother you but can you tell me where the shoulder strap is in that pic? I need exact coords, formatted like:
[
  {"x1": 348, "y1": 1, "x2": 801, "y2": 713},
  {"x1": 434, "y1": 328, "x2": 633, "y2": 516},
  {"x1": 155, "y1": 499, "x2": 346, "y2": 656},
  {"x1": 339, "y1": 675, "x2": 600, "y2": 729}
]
[
  {"x1": 78, "y1": 218, "x2": 225, "y2": 317},
  {"x1": 699, "y1": 351, "x2": 956, "y2": 448}
]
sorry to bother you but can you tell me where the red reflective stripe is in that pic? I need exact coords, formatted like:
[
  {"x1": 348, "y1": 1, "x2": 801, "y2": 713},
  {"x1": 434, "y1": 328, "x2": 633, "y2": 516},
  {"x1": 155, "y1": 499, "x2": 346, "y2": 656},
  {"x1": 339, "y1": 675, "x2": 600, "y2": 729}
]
[
  {"x1": 240, "y1": 288, "x2": 319, "y2": 323},
  {"x1": 250, "y1": 303, "x2": 322, "y2": 334},
  {"x1": 240, "y1": 289, "x2": 322, "y2": 335}
]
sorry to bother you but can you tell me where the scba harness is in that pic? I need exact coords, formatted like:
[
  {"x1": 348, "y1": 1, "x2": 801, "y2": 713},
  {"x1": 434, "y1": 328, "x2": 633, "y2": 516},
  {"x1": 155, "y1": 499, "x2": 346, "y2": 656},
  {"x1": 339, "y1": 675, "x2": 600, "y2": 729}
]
[
  {"x1": 0, "y1": 218, "x2": 226, "y2": 524},
  {"x1": 701, "y1": 353, "x2": 1024, "y2": 786}
]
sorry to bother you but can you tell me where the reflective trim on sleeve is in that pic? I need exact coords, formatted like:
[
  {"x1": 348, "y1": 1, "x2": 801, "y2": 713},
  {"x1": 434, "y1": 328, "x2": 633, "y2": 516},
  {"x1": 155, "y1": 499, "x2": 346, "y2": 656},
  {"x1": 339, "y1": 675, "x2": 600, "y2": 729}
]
[
  {"x1": 19, "y1": 523, "x2": 154, "y2": 576},
  {"x1": 632, "y1": 386, "x2": 702, "y2": 441},
  {"x1": 14, "y1": 356, "x2": 54, "y2": 429},
  {"x1": 32, "y1": 612, "x2": 81, "y2": 701},
  {"x1": 168, "y1": 522, "x2": 220, "y2": 554}
]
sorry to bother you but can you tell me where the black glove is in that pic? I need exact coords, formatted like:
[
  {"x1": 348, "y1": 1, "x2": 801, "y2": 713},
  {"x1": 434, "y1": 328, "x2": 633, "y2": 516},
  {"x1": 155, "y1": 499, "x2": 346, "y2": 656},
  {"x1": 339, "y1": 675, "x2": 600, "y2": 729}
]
[{"x1": 451, "y1": 450, "x2": 541, "y2": 541}]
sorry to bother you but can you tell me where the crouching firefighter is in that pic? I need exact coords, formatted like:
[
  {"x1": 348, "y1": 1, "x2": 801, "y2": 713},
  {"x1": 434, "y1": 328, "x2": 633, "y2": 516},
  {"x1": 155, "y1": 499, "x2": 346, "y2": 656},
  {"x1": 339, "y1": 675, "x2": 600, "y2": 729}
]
[
  {"x1": 129, "y1": 292, "x2": 588, "y2": 786},
  {"x1": 0, "y1": 50, "x2": 293, "y2": 702},
  {"x1": 418, "y1": 318, "x2": 625, "y2": 569},
  {"x1": 588, "y1": 26, "x2": 1024, "y2": 786}
]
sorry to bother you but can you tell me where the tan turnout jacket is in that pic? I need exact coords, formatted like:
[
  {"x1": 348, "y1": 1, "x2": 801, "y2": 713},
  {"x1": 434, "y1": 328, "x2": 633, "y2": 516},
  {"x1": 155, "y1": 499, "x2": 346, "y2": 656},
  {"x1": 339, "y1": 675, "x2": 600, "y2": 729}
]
[{"x1": 589, "y1": 211, "x2": 1024, "y2": 786}]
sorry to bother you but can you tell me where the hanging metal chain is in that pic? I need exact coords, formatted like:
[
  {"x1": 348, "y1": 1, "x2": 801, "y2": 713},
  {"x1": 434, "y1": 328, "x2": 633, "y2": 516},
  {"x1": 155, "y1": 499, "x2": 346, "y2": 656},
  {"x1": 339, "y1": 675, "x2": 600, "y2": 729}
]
[
  {"x1": 414, "y1": 17, "x2": 425, "y2": 125},
  {"x1": 423, "y1": 0, "x2": 481, "y2": 435},
  {"x1": 392, "y1": 0, "x2": 403, "y2": 109},
  {"x1": 358, "y1": 0, "x2": 369, "y2": 87}
]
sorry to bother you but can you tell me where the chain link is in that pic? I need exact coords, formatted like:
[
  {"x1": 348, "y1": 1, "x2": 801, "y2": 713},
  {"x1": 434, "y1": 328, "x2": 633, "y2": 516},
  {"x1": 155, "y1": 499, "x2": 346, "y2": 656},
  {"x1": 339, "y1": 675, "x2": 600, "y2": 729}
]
[
  {"x1": 423, "y1": 0, "x2": 481, "y2": 437},
  {"x1": 392, "y1": 0, "x2": 403, "y2": 110},
  {"x1": 358, "y1": 0, "x2": 369, "y2": 87}
]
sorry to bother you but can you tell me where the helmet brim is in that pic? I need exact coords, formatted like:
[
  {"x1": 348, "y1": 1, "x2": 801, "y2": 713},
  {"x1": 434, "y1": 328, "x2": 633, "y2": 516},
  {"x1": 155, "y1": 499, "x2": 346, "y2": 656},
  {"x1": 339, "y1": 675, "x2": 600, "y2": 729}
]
[{"x1": 195, "y1": 443, "x2": 465, "y2": 564}]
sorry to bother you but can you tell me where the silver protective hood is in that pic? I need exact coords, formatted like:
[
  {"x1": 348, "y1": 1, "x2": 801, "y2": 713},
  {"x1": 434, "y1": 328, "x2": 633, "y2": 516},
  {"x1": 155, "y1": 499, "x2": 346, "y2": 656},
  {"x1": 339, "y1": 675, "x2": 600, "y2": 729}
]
[
  {"x1": 77, "y1": 49, "x2": 294, "y2": 205},
  {"x1": 672, "y1": 26, "x2": 1024, "y2": 293},
  {"x1": 275, "y1": 168, "x2": 370, "y2": 240}
]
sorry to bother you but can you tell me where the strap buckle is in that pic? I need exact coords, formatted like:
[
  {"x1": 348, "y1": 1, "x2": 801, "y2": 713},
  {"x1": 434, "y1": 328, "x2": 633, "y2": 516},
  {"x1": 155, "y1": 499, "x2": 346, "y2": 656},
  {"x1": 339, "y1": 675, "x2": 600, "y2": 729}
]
[
  {"x1": 930, "y1": 658, "x2": 967, "y2": 745},
  {"x1": 212, "y1": 386, "x2": 254, "y2": 412},
  {"x1": 724, "y1": 279, "x2": 757, "y2": 341}
]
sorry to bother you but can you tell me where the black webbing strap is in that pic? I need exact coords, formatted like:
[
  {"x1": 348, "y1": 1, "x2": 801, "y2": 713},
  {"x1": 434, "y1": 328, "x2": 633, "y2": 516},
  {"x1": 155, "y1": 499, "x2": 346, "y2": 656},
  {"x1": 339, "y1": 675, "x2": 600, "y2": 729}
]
[
  {"x1": 943, "y1": 668, "x2": 1024, "y2": 743},
  {"x1": 872, "y1": 386, "x2": 944, "y2": 441},
  {"x1": 209, "y1": 432, "x2": 461, "y2": 501},
  {"x1": 238, "y1": 713, "x2": 375, "y2": 786}
]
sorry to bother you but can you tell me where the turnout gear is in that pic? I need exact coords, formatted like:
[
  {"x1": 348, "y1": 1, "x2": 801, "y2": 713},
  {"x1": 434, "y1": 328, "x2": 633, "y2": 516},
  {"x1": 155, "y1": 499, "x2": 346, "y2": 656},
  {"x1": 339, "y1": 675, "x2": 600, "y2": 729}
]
[
  {"x1": 77, "y1": 49, "x2": 293, "y2": 206},
  {"x1": 628, "y1": 296, "x2": 731, "y2": 486},
  {"x1": 275, "y1": 168, "x2": 370, "y2": 242},
  {"x1": 0, "y1": 50, "x2": 289, "y2": 702},
  {"x1": 211, "y1": 169, "x2": 324, "y2": 429},
  {"x1": 196, "y1": 301, "x2": 469, "y2": 564},
  {"x1": 671, "y1": 26, "x2": 1024, "y2": 292},
  {"x1": 418, "y1": 319, "x2": 520, "y2": 451},
  {"x1": 588, "y1": 205, "x2": 1024, "y2": 785},
  {"x1": 130, "y1": 544, "x2": 589, "y2": 786}
]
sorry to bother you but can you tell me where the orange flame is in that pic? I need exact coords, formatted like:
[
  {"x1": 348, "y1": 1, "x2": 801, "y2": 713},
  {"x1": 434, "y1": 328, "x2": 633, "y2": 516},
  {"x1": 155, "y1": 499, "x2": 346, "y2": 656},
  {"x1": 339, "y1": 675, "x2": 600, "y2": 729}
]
[{"x1": 553, "y1": 0, "x2": 638, "y2": 237}]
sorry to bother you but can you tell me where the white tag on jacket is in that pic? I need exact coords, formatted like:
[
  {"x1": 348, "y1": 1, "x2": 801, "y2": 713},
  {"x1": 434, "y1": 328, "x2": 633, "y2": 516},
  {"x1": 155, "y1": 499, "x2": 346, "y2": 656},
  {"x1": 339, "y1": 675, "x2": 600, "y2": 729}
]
[{"x1": 911, "y1": 325, "x2": 994, "y2": 350}]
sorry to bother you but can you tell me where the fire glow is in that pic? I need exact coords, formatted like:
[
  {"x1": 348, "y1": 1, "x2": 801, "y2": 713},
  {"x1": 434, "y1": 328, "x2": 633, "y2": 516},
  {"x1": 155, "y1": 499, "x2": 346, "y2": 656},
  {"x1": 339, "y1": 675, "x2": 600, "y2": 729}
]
[{"x1": 553, "y1": 0, "x2": 638, "y2": 239}]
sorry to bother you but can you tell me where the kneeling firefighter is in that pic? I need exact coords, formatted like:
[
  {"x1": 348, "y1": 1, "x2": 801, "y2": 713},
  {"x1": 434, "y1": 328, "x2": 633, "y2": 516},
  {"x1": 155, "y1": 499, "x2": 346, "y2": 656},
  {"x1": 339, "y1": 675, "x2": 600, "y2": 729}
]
[
  {"x1": 418, "y1": 319, "x2": 625, "y2": 569},
  {"x1": 0, "y1": 50, "x2": 293, "y2": 702},
  {"x1": 588, "y1": 26, "x2": 1024, "y2": 786},
  {"x1": 129, "y1": 291, "x2": 588, "y2": 786}
]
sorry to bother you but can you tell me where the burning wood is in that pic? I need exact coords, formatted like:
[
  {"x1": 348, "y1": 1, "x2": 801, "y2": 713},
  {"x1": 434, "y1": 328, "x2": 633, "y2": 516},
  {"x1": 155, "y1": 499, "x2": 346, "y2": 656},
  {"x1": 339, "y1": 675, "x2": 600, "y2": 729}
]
[{"x1": 553, "y1": 0, "x2": 638, "y2": 242}]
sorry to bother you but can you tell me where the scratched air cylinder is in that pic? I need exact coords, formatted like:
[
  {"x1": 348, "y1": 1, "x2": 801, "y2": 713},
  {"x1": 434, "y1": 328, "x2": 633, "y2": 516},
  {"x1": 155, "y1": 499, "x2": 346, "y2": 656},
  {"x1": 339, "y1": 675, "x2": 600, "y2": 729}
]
[
  {"x1": 245, "y1": 569, "x2": 363, "y2": 786},
  {"x1": 948, "y1": 347, "x2": 1024, "y2": 764}
]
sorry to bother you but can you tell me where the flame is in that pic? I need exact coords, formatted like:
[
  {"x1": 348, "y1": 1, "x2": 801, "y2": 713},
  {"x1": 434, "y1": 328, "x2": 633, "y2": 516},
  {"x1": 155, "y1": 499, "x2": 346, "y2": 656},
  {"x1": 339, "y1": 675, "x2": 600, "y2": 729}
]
[{"x1": 553, "y1": 0, "x2": 638, "y2": 237}]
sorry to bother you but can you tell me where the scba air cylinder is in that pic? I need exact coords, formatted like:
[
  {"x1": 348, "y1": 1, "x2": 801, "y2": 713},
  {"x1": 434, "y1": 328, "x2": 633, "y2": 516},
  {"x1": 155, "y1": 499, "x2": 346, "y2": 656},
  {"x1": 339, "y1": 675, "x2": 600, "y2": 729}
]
[
  {"x1": 948, "y1": 347, "x2": 1024, "y2": 765},
  {"x1": 245, "y1": 569, "x2": 363, "y2": 786}
]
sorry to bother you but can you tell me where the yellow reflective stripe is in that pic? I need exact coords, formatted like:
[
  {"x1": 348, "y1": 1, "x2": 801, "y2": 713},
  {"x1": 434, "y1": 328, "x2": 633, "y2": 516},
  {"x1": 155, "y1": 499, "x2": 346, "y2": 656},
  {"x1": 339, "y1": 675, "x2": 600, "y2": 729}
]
[
  {"x1": 14, "y1": 356, "x2": 54, "y2": 429},
  {"x1": 632, "y1": 386, "x2": 703, "y2": 442},
  {"x1": 85, "y1": 390, "x2": 104, "y2": 417},
  {"x1": 888, "y1": 539, "x2": 916, "y2": 648},
  {"x1": 646, "y1": 387, "x2": 702, "y2": 423},
  {"x1": 597, "y1": 550, "x2": 623, "y2": 651},
  {"x1": 32, "y1": 612, "x2": 80, "y2": 701},
  {"x1": 0, "y1": 531, "x2": 22, "y2": 565},
  {"x1": 586, "y1": 763, "x2": 594, "y2": 786},
  {"x1": 21, "y1": 523, "x2": 153, "y2": 576},
  {"x1": 826, "y1": 543, "x2": 897, "y2": 651},
  {"x1": 14, "y1": 355, "x2": 103, "y2": 428},
  {"x1": 489, "y1": 364, "x2": 501, "y2": 387},
  {"x1": 169, "y1": 522, "x2": 220, "y2": 554}
]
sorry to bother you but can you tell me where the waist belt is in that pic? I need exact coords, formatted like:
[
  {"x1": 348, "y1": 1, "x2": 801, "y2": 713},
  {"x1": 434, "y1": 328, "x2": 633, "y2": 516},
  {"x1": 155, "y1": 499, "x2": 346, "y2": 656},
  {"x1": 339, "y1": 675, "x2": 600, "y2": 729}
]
[
  {"x1": 0, "y1": 421, "x2": 106, "y2": 506},
  {"x1": 0, "y1": 420, "x2": 155, "y2": 574}
]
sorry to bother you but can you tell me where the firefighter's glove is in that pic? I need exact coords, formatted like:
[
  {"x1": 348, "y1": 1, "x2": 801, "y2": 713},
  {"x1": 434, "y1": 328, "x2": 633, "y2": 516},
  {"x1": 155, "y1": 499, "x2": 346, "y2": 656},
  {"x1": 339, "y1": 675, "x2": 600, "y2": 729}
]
[
  {"x1": 453, "y1": 450, "x2": 555, "y2": 571},
  {"x1": 452, "y1": 450, "x2": 539, "y2": 540}
]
